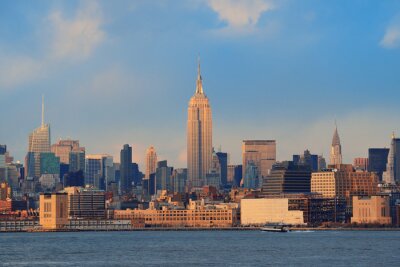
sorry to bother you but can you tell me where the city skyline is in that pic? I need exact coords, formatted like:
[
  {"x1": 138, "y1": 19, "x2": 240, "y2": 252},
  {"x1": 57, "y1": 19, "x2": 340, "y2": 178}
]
[{"x1": 1, "y1": 1, "x2": 400, "y2": 170}]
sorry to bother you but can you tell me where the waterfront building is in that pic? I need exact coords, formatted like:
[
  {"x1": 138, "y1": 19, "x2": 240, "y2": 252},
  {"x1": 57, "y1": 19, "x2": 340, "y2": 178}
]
[
  {"x1": 114, "y1": 200, "x2": 238, "y2": 228},
  {"x1": 242, "y1": 140, "x2": 276, "y2": 180},
  {"x1": 351, "y1": 195, "x2": 391, "y2": 224},
  {"x1": 187, "y1": 60, "x2": 213, "y2": 188},
  {"x1": 39, "y1": 192, "x2": 68, "y2": 230},
  {"x1": 311, "y1": 164, "x2": 379, "y2": 208},
  {"x1": 368, "y1": 148, "x2": 389, "y2": 181},
  {"x1": 25, "y1": 97, "x2": 51, "y2": 178},
  {"x1": 353, "y1": 157, "x2": 369, "y2": 171},
  {"x1": 63, "y1": 186, "x2": 106, "y2": 219},
  {"x1": 85, "y1": 154, "x2": 114, "y2": 190},
  {"x1": 240, "y1": 198, "x2": 305, "y2": 225},
  {"x1": 120, "y1": 144, "x2": 133, "y2": 193},
  {"x1": 329, "y1": 125, "x2": 342, "y2": 166},
  {"x1": 155, "y1": 160, "x2": 173, "y2": 192},
  {"x1": 145, "y1": 146, "x2": 157, "y2": 179},
  {"x1": 261, "y1": 162, "x2": 311, "y2": 195}
]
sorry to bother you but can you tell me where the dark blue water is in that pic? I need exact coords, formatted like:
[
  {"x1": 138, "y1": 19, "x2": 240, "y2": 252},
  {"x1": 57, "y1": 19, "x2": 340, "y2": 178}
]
[{"x1": 1, "y1": 230, "x2": 399, "y2": 266}]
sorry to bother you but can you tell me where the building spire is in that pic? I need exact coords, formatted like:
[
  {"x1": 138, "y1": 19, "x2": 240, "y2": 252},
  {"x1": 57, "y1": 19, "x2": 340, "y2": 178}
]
[
  {"x1": 195, "y1": 56, "x2": 203, "y2": 94},
  {"x1": 392, "y1": 131, "x2": 396, "y2": 139},
  {"x1": 41, "y1": 95, "x2": 45, "y2": 127}
]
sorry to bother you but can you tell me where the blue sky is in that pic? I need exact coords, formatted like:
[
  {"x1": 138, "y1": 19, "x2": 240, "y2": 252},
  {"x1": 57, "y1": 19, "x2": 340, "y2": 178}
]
[{"x1": 1, "y1": 0, "x2": 400, "y2": 169}]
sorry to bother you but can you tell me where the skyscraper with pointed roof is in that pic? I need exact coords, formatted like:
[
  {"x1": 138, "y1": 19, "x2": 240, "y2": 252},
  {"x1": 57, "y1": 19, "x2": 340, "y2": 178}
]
[
  {"x1": 383, "y1": 132, "x2": 398, "y2": 184},
  {"x1": 25, "y1": 96, "x2": 51, "y2": 178},
  {"x1": 187, "y1": 59, "x2": 213, "y2": 188},
  {"x1": 330, "y1": 124, "x2": 342, "y2": 166}
]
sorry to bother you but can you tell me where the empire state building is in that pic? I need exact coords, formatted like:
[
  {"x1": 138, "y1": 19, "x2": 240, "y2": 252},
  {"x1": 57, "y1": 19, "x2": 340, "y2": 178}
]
[{"x1": 187, "y1": 60, "x2": 213, "y2": 188}]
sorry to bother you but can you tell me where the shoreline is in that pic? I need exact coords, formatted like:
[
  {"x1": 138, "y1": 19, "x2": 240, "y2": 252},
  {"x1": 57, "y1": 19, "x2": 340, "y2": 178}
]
[{"x1": 1, "y1": 227, "x2": 400, "y2": 233}]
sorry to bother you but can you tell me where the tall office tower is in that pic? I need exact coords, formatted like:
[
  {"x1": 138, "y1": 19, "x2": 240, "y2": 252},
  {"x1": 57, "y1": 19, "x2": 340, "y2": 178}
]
[
  {"x1": 329, "y1": 125, "x2": 342, "y2": 165},
  {"x1": 155, "y1": 160, "x2": 173, "y2": 192},
  {"x1": 243, "y1": 161, "x2": 258, "y2": 189},
  {"x1": 383, "y1": 133, "x2": 396, "y2": 185},
  {"x1": 85, "y1": 154, "x2": 113, "y2": 190},
  {"x1": 26, "y1": 96, "x2": 51, "y2": 178},
  {"x1": 145, "y1": 146, "x2": 157, "y2": 178},
  {"x1": 242, "y1": 140, "x2": 276, "y2": 180},
  {"x1": 368, "y1": 148, "x2": 389, "y2": 181},
  {"x1": 353, "y1": 158, "x2": 369, "y2": 171},
  {"x1": 172, "y1": 168, "x2": 187, "y2": 193},
  {"x1": 216, "y1": 151, "x2": 228, "y2": 186},
  {"x1": 261, "y1": 161, "x2": 311, "y2": 196},
  {"x1": 318, "y1": 155, "x2": 327, "y2": 171},
  {"x1": 120, "y1": 144, "x2": 133, "y2": 193},
  {"x1": 187, "y1": 60, "x2": 213, "y2": 188}
]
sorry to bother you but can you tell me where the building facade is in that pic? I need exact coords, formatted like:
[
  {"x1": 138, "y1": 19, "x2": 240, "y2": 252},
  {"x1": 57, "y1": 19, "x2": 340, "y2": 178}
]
[
  {"x1": 187, "y1": 61, "x2": 213, "y2": 188},
  {"x1": 120, "y1": 144, "x2": 133, "y2": 193},
  {"x1": 329, "y1": 125, "x2": 342, "y2": 166},
  {"x1": 351, "y1": 195, "x2": 391, "y2": 224},
  {"x1": 242, "y1": 140, "x2": 276, "y2": 181},
  {"x1": 368, "y1": 148, "x2": 389, "y2": 181},
  {"x1": 145, "y1": 146, "x2": 157, "y2": 179},
  {"x1": 39, "y1": 192, "x2": 68, "y2": 230}
]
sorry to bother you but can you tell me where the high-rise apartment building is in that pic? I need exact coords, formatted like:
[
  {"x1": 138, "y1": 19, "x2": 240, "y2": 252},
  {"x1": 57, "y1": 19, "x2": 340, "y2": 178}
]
[
  {"x1": 187, "y1": 60, "x2": 213, "y2": 188},
  {"x1": 120, "y1": 144, "x2": 133, "y2": 193},
  {"x1": 329, "y1": 125, "x2": 342, "y2": 165},
  {"x1": 145, "y1": 146, "x2": 157, "y2": 179},
  {"x1": 242, "y1": 140, "x2": 276, "y2": 180},
  {"x1": 311, "y1": 164, "x2": 378, "y2": 207},
  {"x1": 368, "y1": 148, "x2": 389, "y2": 181}
]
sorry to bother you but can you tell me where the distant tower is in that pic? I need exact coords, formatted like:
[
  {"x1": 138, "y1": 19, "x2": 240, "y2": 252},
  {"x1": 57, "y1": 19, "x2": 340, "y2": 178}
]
[
  {"x1": 120, "y1": 144, "x2": 133, "y2": 193},
  {"x1": 330, "y1": 123, "x2": 342, "y2": 165},
  {"x1": 145, "y1": 146, "x2": 158, "y2": 179},
  {"x1": 187, "y1": 58, "x2": 213, "y2": 188},
  {"x1": 25, "y1": 96, "x2": 51, "y2": 178},
  {"x1": 383, "y1": 133, "x2": 396, "y2": 185}
]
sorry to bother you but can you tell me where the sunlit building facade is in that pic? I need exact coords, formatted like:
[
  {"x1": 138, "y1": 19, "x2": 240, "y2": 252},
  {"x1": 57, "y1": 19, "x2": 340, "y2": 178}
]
[
  {"x1": 187, "y1": 61, "x2": 213, "y2": 188},
  {"x1": 145, "y1": 146, "x2": 157, "y2": 179}
]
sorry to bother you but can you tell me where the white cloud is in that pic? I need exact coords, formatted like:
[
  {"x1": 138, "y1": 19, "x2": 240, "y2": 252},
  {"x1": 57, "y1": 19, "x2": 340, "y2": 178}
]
[
  {"x1": 207, "y1": 0, "x2": 274, "y2": 33},
  {"x1": 49, "y1": 1, "x2": 105, "y2": 60},
  {"x1": 0, "y1": 56, "x2": 44, "y2": 89},
  {"x1": 380, "y1": 26, "x2": 400, "y2": 49},
  {"x1": 0, "y1": 1, "x2": 106, "y2": 90},
  {"x1": 380, "y1": 15, "x2": 400, "y2": 49}
]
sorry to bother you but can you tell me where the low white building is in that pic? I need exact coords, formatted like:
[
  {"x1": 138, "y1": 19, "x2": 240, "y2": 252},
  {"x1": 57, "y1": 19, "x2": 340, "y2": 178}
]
[{"x1": 240, "y1": 198, "x2": 305, "y2": 225}]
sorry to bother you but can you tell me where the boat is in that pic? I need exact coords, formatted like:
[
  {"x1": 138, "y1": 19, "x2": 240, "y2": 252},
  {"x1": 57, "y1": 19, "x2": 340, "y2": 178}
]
[{"x1": 260, "y1": 223, "x2": 290, "y2": 232}]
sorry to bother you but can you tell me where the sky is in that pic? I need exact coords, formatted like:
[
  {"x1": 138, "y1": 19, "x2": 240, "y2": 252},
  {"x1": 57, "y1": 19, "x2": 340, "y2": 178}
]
[{"x1": 1, "y1": 0, "x2": 400, "y2": 170}]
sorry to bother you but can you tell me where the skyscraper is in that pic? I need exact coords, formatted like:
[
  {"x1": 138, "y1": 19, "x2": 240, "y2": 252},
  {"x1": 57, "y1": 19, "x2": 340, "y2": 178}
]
[
  {"x1": 216, "y1": 151, "x2": 228, "y2": 186},
  {"x1": 187, "y1": 59, "x2": 213, "y2": 188},
  {"x1": 368, "y1": 148, "x2": 389, "y2": 181},
  {"x1": 242, "y1": 140, "x2": 276, "y2": 180},
  {"x1": 85, "y1": 154, "x2": 113, "y2": 190},
  {"x1": 383, "y1": 133, "x2": 397, "y2": 184},
  {"x1": 329, "y1": 125, "x2": 342, "y2": 165},
  {"x1": 26, "y1": 96, "x2": 51, "y2": 178},
  {"x1": 145, "y1": 146, "x2": 157, "y2": 179},
  {"x1": 120, "y1": 144, "x2": 133, "y2": 193}
]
